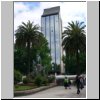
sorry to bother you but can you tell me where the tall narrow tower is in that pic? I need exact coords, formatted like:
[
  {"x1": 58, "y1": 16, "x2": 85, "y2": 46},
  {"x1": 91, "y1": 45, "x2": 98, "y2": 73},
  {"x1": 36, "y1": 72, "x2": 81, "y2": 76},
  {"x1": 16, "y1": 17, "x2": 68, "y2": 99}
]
[{"x1": 41, "y1": 6, "x2": 64, "y2": 74}]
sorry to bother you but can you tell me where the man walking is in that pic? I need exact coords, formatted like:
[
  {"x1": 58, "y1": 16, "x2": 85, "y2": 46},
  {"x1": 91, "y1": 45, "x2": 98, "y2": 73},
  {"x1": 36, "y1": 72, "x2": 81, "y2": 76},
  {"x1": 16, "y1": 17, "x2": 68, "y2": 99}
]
[{"x1": 75, "y1": 74, "x2": 81, "y2": 94}]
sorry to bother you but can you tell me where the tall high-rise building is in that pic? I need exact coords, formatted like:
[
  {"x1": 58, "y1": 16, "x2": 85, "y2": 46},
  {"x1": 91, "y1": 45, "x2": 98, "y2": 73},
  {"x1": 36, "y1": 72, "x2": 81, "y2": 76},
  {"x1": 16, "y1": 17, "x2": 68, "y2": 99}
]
[{"x1": 41, "y1": 6, "x2": 64, "y2": 73}]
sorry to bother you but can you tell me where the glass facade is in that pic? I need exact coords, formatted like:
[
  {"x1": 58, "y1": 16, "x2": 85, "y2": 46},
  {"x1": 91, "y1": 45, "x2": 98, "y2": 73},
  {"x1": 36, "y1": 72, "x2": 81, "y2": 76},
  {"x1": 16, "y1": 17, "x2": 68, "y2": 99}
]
[
  {"x1": 54, "y1": 15, "x2": 60, "y2": 64},
  {"x1": 41, "y1": 17, "x2": 45, "y2": 36},
  {"x1": 50, "y1": 15, "x2": 55, "y2": 63},
  {"x1": 41, "y1": 10, "x2": 62, "y2": 65}
]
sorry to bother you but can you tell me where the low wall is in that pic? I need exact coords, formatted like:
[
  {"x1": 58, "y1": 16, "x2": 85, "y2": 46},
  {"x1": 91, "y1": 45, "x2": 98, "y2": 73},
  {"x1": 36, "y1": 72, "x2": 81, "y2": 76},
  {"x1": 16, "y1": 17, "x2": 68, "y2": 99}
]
[
  {"x1": 14, "y1": 83, "x2": 56, "y2": 97},
  {"x1": 55, "y1": 75, "x2": 76, "y2": 86}
]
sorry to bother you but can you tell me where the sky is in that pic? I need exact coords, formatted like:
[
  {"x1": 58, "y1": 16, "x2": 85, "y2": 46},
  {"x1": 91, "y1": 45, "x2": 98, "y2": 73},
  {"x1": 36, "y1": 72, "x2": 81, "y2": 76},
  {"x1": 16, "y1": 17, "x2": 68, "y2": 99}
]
[
  {"x1": 14, "y1": 2, "x2": 87, "y2": 63},
  {"x1": 14, "y1": 2, "x2": 87, "y2": 32}
]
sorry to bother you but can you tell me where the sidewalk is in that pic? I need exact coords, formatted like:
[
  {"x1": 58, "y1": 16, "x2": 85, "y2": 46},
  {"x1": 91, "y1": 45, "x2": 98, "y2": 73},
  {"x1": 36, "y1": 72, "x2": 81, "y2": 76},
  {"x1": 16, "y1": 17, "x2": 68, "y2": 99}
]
[{"x1": 15, "y1": 86, "x2": 86, "y2": 98}]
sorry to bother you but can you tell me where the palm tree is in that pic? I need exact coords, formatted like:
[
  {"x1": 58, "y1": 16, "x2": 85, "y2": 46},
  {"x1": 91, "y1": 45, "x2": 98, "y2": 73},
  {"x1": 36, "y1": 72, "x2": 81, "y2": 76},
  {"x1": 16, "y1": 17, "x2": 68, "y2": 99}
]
[
  {"x1": 62, "y1": 21, "x2": 86, "y2": 75},
  {"x1": 15, "y1": 20, "x2": 41, "y2": 75}
]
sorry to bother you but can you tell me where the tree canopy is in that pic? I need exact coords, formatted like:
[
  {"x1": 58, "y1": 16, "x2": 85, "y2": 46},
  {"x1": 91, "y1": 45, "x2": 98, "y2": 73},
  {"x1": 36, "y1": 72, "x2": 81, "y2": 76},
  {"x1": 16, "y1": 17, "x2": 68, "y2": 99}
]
[{"x1": 62, "y1": 21, "x2": 86, "y2": 74}]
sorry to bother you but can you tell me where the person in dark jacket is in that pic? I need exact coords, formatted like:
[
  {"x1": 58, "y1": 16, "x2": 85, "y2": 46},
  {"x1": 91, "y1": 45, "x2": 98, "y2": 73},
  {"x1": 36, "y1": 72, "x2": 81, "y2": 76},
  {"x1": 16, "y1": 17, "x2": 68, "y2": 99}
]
[
  {"x1": 80, "y1": 76, "x2": 84, "y2": 89},
  {"x1": 68, "y1": 78, "x2": 71, "y2": 89},
  {"x1": 76, "y1": 75, "x2": 81, "y2": 94}
]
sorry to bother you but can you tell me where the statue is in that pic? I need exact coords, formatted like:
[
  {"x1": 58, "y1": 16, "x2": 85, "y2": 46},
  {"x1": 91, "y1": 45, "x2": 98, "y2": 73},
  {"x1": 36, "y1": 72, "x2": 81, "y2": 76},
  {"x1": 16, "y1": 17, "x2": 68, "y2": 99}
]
[
  {"x1": 36, "y1": 53, "x2": 43, "y2": 73},
  {"x1": 36, "y1": 53, "x2": 41, "y2": 64}
]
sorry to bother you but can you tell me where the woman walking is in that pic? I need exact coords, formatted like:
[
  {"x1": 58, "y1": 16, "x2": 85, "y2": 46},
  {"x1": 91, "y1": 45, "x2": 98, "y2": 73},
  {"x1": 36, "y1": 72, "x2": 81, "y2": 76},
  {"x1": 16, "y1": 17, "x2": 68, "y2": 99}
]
[{"x1": 64, "y1": 77, "x2": 68, "y2": 89}]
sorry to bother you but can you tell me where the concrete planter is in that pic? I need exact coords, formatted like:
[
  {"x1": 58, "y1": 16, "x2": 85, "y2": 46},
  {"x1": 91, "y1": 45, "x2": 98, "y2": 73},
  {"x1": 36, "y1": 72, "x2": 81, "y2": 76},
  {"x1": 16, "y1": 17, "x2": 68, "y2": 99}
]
[{"x1": 14, "y1": 83, "x2": 56, "y2": 97}]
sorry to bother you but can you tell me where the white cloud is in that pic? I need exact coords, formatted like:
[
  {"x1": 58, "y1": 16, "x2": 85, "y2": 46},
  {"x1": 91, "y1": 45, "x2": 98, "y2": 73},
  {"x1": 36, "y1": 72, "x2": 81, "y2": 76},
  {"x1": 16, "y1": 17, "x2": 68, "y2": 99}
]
[
  {"x1": 60, "y1": 2, "x2": 86, "y2": 29},
  {"x1": 14, "y1": 2, "x2": 29, "y2": 16},
  {"x1": 14, "y1": 2, "x2": 87, "y2": 32}
]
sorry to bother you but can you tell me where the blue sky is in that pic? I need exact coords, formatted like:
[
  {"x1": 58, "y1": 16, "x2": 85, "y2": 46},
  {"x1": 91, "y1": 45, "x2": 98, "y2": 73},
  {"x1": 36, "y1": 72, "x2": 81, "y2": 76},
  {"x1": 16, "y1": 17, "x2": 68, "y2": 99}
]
[
  {"x1": 23, "y1": 2, "x2": 40, "y2": 9},
  {"x1": 14, "y1": 2, "x2": 87, "y2": 32}
]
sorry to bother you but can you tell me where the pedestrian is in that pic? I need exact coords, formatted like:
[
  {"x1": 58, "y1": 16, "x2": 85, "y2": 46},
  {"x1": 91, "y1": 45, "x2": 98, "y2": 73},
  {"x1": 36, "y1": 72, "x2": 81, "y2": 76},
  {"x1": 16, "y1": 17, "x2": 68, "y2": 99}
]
[
  {"x1": 83, "y1": 76, "x2": 86, "y2": 86},
  {"x1": 75, "y1": 74, "x2": 81, "y2": 94},
  {"x1": 80, "y1": 76, "x2": 84, "y2": 90},
  {"x1": 64, "y1": 77, "x2": 68, "y2": 89},
  {"x1": 84, "y1": 77, "x2": 86, "y2": 86},
  {"x1": 68, "y1": 78, "x2": 71, "y2": 89}
]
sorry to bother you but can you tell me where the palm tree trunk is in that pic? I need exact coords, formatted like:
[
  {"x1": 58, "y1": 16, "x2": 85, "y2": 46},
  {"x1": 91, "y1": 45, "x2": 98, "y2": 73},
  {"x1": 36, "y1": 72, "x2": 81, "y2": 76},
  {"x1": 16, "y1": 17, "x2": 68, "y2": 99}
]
[
  {"x1": 27, "y1": 41, "x2": 30, "y2": 76},
  {"x1": 76, "y1": 49, "x2": 80, "y2": 75}
]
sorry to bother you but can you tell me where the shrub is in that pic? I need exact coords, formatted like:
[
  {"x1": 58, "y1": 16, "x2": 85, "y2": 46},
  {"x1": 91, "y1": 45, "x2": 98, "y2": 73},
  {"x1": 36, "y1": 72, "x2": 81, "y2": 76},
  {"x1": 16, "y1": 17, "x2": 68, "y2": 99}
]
[
  {"x1": 23, "y1": 77, "x2": 29, "y2": 84},
  {"x1": 34, "y1": 75, "x2": 43, "y2": 87},
  {"x1": 48, "y1": 76, "x2": 55, "y2": 83},
  {"x1": 14, "y1": 70, "x2": 22, "y2": 84},
  {"x1": 42, "y1": 77, "x2": 48, "y2": 86}
]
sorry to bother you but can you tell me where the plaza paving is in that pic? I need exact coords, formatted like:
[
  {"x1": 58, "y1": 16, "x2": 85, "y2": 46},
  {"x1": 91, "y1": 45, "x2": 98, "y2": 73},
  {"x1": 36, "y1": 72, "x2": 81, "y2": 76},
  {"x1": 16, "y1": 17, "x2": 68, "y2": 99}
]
[{"x1": 15, "y1": 86, "x2": 86, "y2": 98}]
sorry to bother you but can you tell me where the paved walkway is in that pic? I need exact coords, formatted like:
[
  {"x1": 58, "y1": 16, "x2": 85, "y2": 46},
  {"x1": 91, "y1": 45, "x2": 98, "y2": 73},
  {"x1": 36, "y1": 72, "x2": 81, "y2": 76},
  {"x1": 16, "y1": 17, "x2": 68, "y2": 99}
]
[{"x1": 15, "y1": 86, "x2": 86, "y2": 98}]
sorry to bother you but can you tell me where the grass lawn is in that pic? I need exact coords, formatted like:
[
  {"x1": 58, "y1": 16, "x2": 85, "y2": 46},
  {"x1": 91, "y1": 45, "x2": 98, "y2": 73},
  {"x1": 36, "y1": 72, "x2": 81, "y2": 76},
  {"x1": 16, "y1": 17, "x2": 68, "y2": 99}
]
[{"x1": 14, "y1": 85, "x2": 37, "y2": 91}]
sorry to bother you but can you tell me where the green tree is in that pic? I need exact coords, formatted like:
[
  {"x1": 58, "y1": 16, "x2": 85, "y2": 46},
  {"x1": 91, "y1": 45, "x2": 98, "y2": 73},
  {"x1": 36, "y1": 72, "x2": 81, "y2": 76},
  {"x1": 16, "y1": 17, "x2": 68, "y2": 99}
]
[
  {"x1": 14, "y1": 70, "x2": 22, "y2": 84},
  {"x1": 15, "y1": 20, "x2": 52, "y2": 77},
  {"x1": 15, "y1": 21, "x2": 41, "y2": 75},
  {"x1": 30, "y1": 32, "x2": 52, "y2": 76},
  {"x1": 14, "y1": 48, "x2": 28, "y2": 75},
  {"x1": 62, "y1": 21, "x2": 86, "y2": 74},
  {"x1": 63, "y1": 53, "x2": 86, "y2": 75}
]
